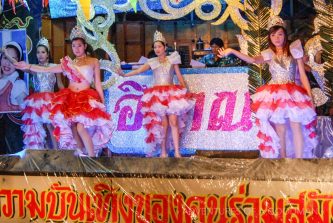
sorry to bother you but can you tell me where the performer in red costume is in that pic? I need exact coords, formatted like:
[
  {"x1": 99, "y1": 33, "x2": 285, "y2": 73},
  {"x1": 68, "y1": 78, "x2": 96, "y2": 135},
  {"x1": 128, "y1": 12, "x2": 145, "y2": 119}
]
[
  {"x1": 218, "y1": 16, "x2": 317, "y2": 158},
  {"x1": 118, "y1": 30, "x2": 194, "y2": 158},
  {"x1": 16, "y1": 26, "x2": 113, "y2": 157},
  {"x1": 21, "y1": 37, "x2": 64, "y2": 150}
]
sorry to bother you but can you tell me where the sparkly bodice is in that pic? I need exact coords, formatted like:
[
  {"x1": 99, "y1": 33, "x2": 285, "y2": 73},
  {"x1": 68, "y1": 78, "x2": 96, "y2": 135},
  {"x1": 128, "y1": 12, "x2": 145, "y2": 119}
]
[
  {"x1": 147, "y1": 51, "x2": 181, "y2": 86},
  {"x1": 261, "y1": 40, "x2": 304, "y2": 85},
  {"x1": 33, "y1": 63, "x2": 57, "y2": 92},
  {"x1": 267, "y1": 53, "x2": 296, "y2": 84}
]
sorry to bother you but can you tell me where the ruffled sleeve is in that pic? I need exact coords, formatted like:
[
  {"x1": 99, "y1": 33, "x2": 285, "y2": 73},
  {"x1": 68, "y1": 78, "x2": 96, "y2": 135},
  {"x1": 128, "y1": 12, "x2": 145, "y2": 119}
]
[
  {"x1": 289, "y1": 39, "x2": 304, "y2": 59},
  {"x1": 147, "y1": 57, "x2": 160, "y2": 70},
  {"x1": 168, "y1": 51, "x2": 181, "y2": 64},
  {"x1": 261, "y1": 49, "x2": 274, "y2": 61}
]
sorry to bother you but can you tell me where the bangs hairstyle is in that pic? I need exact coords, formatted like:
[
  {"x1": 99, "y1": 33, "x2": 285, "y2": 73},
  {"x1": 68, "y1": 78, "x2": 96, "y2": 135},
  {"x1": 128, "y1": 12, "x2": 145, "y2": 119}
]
[
  {"x1": 268, "y1": 26, "x2": 290, "y2": 56},
  {"x1": 71, "y1": 37, "x2": 94, "y2": 56},
  {"x1": 37, "y1": 44, "x2": 49, "y2": 54},
  {"x1": 153, "y1": 40, "x2": 166, "y2": 48}
]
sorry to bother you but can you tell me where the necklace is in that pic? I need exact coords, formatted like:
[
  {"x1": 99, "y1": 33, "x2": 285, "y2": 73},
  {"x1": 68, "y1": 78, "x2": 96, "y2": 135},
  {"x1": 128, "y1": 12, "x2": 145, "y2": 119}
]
[
  {"x1": 158, "y1": 56, "x2": 168, "y2": 66},
  {"x1": 74, "y1": 55, "x2": 87, "y2": 64},
  {"x1": 38, "y1": 62, "x2": 49, "y2": 67}
]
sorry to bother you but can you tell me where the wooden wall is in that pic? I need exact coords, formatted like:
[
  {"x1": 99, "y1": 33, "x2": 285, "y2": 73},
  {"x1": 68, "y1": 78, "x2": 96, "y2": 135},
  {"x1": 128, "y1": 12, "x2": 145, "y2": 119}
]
[
  {"x1": 41, "y1": 17, "x2": 76, "y2": 63},
  {"x1": 115, "y1": 20, "x2": 241, "y2": 62},
  {"x1": 42, "y1": 17, "x2": 241, "y2": 63}
]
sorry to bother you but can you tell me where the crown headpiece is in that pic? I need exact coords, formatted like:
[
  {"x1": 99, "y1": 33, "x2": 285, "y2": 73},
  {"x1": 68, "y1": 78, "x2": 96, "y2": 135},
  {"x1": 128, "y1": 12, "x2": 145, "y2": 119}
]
[
  {"x1": 37, "y1": 37, "x2": 50, "y2": 51},
  {"x1": 70, "y1": 25, "x2": 86, "y2": 41},
  {"x1": 267, "y1": 15, "x2": 286, "y2": 30},
  {"x1": 153, "y1": 30, "x2": 166, "y2": 44}
]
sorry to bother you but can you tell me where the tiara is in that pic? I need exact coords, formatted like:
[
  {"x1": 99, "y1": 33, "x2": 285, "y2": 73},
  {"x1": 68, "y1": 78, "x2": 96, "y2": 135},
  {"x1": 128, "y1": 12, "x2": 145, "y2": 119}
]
[
  {"x1": 267, "y1": 15, "x2": 286, "y2": 30},
  {"x1": 70, "y1": 25, "x2": 86, "y2": 41},
  {"x1": 37, "y1": 37, "x2": 50, "y2": 51},
  {"x1": 153, "y1": 30, "x2": 166, "y2": 44}
]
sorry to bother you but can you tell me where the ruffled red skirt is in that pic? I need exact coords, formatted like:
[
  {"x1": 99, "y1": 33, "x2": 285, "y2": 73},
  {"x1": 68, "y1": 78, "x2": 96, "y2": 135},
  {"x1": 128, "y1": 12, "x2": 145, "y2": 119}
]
[
  {"x1": 141, "y1": 85, "x2": 194, "y2": 154},
  {"x1": 21, "y1": 92, "x2": 55, "y2": 149},
  {"x1": 50, "y1": 88, "x2": 113, "y2": 150},
  {"x1": 252, "y1": 83, "x2": 317, "y2": 158}
]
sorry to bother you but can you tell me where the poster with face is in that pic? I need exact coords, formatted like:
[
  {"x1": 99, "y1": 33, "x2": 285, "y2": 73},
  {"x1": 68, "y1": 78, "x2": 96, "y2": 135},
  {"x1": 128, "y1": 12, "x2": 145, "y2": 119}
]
[{"x1": 0, "y1": 29, "x2": 29, "y2": 113}]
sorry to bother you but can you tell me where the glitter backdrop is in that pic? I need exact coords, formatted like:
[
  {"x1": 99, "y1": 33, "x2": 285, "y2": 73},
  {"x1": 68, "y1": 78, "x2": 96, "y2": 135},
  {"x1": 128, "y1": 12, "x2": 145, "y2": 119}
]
[
  {"x1": 106, "y1": 67, "x2": 259, "y2": 155},
  {"x1": 49, "y1": 0, "x2": 223, "y2": 18}
]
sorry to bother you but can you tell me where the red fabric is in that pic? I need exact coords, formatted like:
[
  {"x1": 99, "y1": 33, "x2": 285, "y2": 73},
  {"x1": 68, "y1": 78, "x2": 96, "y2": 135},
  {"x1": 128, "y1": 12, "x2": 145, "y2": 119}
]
[
  {"x1": 142, "y1": 85, "x2": 192, "y2": 109},
  {"x1": 259, "y1": 143, "x2": 274, "y2": 153},
  {"x1": 50, "y1": 88, "x2": 110, "y2": 121},
  {"x1": 252, "y1": 83, "x2": 312, "y2": 112},
  {"x1": 61, "y1": 57, "x2": 83, "y2": 83},
  {"x1": 257, "y1": 131, "x2": 272, "y2": 142}
]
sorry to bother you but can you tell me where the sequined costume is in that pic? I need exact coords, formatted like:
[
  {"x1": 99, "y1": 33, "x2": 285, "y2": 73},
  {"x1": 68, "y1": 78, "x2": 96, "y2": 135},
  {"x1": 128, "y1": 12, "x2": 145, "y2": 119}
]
[
  {"x1": 252, "y1": 40, "x2": 317, "y2": 158},
  {"x1": 142, "y1": 51, "x2": 194, "y2": 153},
  {"x1": 51, "y1": 61, "x2": 113, "y2": 152},
  {"x1": 21, "y1": 64, "x2": 57, "y2": 149}
]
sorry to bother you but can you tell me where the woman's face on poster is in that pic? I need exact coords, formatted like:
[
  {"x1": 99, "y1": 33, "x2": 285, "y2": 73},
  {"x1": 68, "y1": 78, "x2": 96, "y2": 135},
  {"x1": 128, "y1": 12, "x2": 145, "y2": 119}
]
[{"x1": 1, "y1": 47, "x2": 18, "y2": 76}]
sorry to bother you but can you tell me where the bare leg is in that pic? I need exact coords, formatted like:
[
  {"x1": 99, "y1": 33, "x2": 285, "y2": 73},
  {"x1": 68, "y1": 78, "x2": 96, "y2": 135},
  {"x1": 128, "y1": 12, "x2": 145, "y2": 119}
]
[
  {"x1": 275, "y1": 123, "x2": 286, "y2": 158},
  {"x1": 46, "y1": 124, "x2": 58, "y2": 149},
  {"x1": 76, "y1": 123, "x2": 95, "y2": 157},
  {"x1": 72, "y1": 124, "x2": 84, "y2": 152},
  {"x1": 160, "y1": 116, "x2": 168, "y2": 158},
  {"x1": 290, "y1": 121, "x2": 304, "y2": 158},
  {"x1": 168, "y1": 114, "x2": 181, "y2": 158}
]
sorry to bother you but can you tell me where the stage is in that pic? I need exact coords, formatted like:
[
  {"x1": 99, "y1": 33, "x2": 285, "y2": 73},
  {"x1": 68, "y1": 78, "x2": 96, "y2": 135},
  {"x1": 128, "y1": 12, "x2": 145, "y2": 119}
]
[{"x1": 1, "y1": 149, "x2": 333, "y2": 222}]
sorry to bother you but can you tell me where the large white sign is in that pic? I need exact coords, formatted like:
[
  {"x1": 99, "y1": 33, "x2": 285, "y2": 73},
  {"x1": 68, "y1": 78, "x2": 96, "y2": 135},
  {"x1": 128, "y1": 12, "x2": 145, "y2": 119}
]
[{"x1": 107, "y1": 71, "x2": 258, "y2": 155}]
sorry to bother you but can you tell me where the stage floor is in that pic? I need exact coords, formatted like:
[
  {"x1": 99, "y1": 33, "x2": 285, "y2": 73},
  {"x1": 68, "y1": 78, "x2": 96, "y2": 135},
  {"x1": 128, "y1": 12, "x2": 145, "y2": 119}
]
[
  {"x1": 0, "y1": 149, "x2": 332, "y2": 181},
  {"x1": 1, "y1": 149, "x2": 333, "y2": 222}
]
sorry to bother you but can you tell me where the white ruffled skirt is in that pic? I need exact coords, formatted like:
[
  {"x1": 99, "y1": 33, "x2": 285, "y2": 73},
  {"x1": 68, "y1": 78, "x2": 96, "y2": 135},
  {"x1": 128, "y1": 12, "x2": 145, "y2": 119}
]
[
  {"x1": 252, "y1": 83, "x2": 317, "y2": 158},
  {"x1": 21, "y1": 92, "x2": 54, "y2": 149},
  {"x1": 141, "y1": 85, "x2": 194, "y2": 154},
  {"x1": 50, "y1": 88, "x2": 113, "y2": 152}
]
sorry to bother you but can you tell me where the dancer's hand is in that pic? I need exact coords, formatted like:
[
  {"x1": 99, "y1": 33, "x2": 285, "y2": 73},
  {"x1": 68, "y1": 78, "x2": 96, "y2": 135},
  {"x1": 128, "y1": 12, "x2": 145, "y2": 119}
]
[
  {"x1": 15, "y1": 61, "x2": 29, "y2": 70},
  {"x1": 2, "y1": 48, "x2": 17, "y2": 64},
  {"x1": 117, "y1": 67, "x2": 125, "y2": 77},
  {"x1": 217, "y1": 48, "x2": 233, "y2": 58}
]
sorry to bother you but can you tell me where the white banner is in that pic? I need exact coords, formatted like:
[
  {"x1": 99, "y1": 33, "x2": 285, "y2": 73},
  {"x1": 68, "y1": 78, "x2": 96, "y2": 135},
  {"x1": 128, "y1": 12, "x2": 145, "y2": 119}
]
[{"x1": 107, "y1": 71, "x2": 258, "y2": 154}]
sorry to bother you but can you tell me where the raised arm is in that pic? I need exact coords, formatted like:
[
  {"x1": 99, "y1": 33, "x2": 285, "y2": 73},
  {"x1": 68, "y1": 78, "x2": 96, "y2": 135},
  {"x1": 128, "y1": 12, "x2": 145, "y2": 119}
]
[
  {"x1": 218, "y1": 48, "x2": 264, "y2": 64},
  {"x1": 118, "y1": 64, "x2": 150, "y2": 77},
  {"x1": 174, "y1": 64, "x2": 186, "y2": 88},
  {"x1": 15, "y1": 61, "x2": 63, "y2": 73}
]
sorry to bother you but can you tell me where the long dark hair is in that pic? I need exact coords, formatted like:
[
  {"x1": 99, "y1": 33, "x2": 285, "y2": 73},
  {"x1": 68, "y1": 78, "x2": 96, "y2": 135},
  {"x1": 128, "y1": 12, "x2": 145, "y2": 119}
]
[{"x1": 268, "y1": 26, "x2": 291, "y2": 56}]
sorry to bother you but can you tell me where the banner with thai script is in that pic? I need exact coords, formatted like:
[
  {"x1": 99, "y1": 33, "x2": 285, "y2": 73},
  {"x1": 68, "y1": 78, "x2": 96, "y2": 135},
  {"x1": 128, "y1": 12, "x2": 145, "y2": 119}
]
[
  {"x1": 106, "y1": 68, "x2": 258, "y2": 155},
  {"x1": 1, "y1": 175, "x2": 333, "y2": 222}
]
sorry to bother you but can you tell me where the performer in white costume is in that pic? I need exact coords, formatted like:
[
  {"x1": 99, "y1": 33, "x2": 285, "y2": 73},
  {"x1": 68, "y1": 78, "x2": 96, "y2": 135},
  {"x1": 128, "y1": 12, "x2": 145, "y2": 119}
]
[
  {"x1": 16, "y1": 26, "x2": 113, "y2": 157},
  {"x1": 21, "y1": 37, "x2": 64, "y2": 149},
  {"x1": 218, "y1": 16, "x2": 317, "y2": 158},
  {"x1": 118, "y1": 31, "x2": 194, "y2": 158}
]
